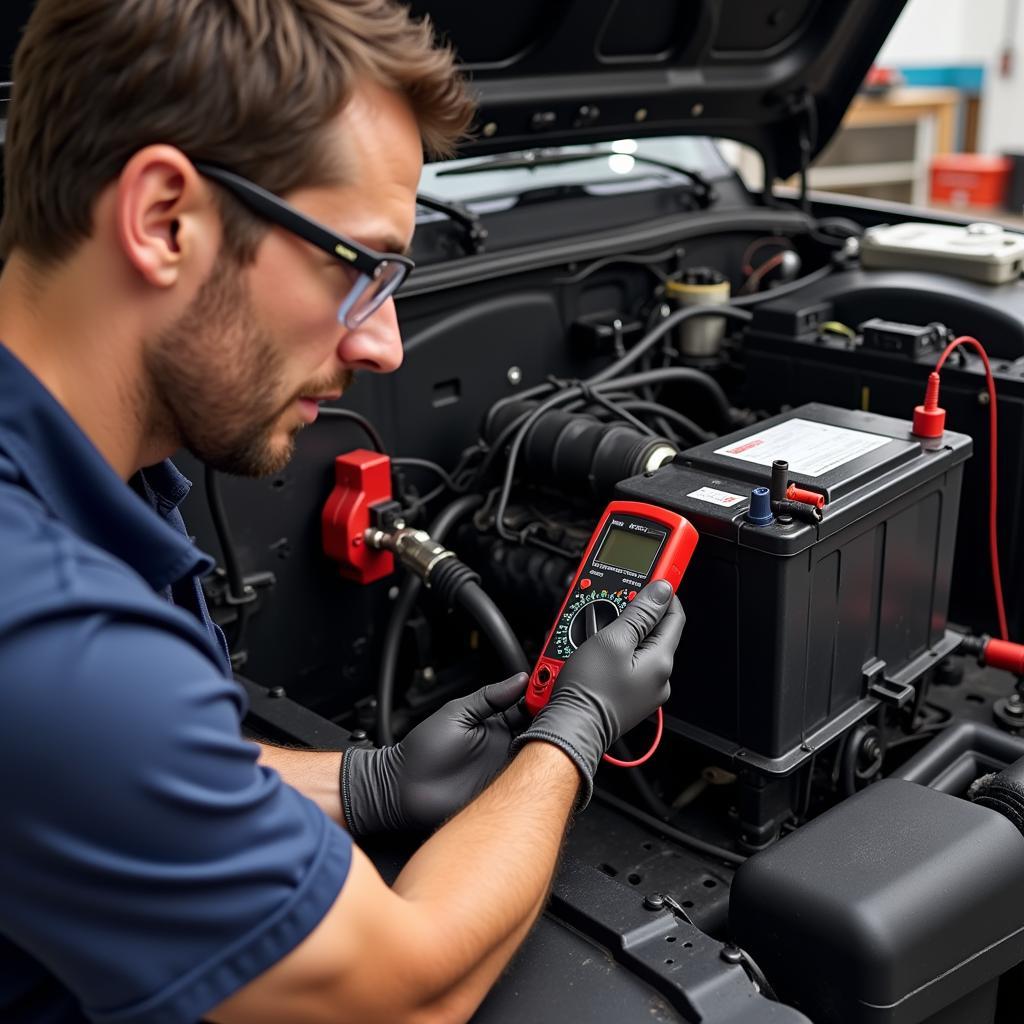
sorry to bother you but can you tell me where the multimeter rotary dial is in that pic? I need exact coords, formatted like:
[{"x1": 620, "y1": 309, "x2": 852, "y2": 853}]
[{"x1": 552, "y1": 590, "x2": 630, "y2": 658}]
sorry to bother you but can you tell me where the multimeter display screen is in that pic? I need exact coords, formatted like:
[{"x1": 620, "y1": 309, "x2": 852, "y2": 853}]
[{"x1": 594, "y1": 527, "x2": 662, "y2": 576}]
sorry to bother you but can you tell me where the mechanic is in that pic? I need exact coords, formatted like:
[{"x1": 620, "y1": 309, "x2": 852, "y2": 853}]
[{"x1": 0, "y1": 2, "x2": 685, "y2": 1022}]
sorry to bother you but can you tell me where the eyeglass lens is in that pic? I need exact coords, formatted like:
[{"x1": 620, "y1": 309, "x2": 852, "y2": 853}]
[{"x1": 343, "y1": 260, "x2": 406, "y2": 327}]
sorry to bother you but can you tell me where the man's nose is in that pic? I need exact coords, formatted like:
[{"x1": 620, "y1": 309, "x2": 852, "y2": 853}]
[{"x1": 337, "y1": 298, "x2": 404, "y2": 373}]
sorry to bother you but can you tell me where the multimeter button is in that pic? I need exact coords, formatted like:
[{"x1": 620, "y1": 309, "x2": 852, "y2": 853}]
[
  {"x1": 580, "y1": 578, "x2": 592, "y2": 589},
  {"x1": 628, "y1": 591, "x2": 637, "y2": 601},
  {"x1": 537, "y1": 666, "x2": 552, "y2": 685}
]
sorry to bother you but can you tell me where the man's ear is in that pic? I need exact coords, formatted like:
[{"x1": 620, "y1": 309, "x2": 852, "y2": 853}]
[{"x1": 114, "y1": 145, "x2": 217, "y2": 288}]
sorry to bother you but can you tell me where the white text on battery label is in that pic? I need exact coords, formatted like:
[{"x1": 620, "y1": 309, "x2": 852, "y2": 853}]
[
  {"x1": 687, "y1": 486, "x2": 746, "y2": 508},
  {"x1": 713, "y1": 418, "x2": 889, "y2": 477}
]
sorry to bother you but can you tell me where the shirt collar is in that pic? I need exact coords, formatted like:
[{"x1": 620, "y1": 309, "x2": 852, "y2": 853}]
[{"x1": 0, "y1": 342, "x2": 212, "y2": 592}]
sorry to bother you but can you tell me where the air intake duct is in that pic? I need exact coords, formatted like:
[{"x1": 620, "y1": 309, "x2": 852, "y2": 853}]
[{"x1": 485, "y1": 402, "x2": 677, "y2": 500}]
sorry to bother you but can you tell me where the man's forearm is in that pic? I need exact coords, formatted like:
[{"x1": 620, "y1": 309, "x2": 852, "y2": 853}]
[
  {"x1": 258, "y1": 743, "x2": 344, "y2": 825},
  {"x1": 259, "y1": 736, "x2": 580, "y2": 1018},
  {"x1": 392, "y1": 740, "x2": 580, "y2": 1017}
]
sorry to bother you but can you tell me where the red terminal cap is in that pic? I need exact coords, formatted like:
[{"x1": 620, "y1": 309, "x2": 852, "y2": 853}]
[
  {"x1": 983, "y1": 637, "x2": 1024, "y2": 677},
  {"x1": 785, "y1": 484, "x2": 826, "y2": 510},
  {"x1": 912, "y1": 372, "x2": 947, "y2": 438}
]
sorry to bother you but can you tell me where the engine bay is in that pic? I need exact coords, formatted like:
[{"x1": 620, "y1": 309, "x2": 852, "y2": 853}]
[{"x1": 173, "y1": 144, "x2": 1024, "y2": 1023}]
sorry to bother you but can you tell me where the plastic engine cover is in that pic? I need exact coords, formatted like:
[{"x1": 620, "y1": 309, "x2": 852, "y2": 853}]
[{"x1": 729, "y1": 779, "x2": 1024, "y2": 1022}]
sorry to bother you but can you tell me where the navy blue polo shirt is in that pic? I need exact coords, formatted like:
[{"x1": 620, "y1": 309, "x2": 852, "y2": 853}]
[{"x1": 0, "y1": 343, "x2": 352, "y2": 1023}]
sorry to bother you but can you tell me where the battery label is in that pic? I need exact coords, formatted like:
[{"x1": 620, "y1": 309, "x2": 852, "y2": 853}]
[
  {"x1": 714, "y1": 418, "x2": 889, "y2": 477},
  {"x1": 687, "y1": 486, "x2": 746, "y2": 508}
]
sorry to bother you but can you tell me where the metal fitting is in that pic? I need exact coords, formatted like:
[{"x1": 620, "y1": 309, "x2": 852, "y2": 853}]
[{"x1": 365, "y1": 527, "x2": 455, "y2": 583}]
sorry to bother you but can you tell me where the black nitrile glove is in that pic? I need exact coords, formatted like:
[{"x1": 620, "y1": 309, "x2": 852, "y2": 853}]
[
  {"x1": 510, "y1": 580, "x2": 685, "y2": 810},
  {"x1": 341, "y1": 673, "x2": 530, "y2": 835}
]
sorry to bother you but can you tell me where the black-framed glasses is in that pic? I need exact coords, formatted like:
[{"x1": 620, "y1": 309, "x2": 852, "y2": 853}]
[{"x1": 194, "y1": 162, "x2": 415, "y2": 329}]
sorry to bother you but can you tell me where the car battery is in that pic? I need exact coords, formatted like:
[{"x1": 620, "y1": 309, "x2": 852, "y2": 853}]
[{"x1": 616, "y1": 403, "x2": 971, "y2": 775}]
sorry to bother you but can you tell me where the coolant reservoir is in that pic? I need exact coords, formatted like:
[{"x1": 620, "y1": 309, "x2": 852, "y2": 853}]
[{"x1": 665, "y1": 267, "x2": 731, "y2": 358}]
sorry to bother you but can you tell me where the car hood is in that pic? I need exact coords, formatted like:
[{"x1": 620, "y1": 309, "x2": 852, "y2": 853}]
[{"x1": 410, "y1": 0, "x2": 909, "y2": 178}]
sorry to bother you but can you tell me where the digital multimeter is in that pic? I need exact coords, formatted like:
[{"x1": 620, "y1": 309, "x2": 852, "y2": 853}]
[{"x1": 526, "y1": 500, "x2": 698, "y2": 764}]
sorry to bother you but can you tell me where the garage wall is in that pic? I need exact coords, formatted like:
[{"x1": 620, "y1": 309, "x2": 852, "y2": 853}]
[
  {"x1": 878, "y1": 0, "x2": 1024, "y2": 156},
  {"x1": 878, "y1": 0, "x2": 994, "y2": 65}
]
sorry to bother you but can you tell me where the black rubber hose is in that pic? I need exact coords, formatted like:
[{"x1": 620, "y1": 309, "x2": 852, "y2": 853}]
[
  {"x1": 594, "y1": 789, "x2": 746, "y2": 867},
  {"x1": 450, "y1": 579, "x2": 529, "y2": 677},
  {"x1": 375, "y1": 494, "x2": 483, "y2": 746},
  {"x1": 483, "y1": 402, "x2": 675, "y2": 501},
  {"x1": 587, "y1": 305, "x2": 753, "y2": 387},
  {"x1": 728, "y1": 263, "x2": 833, "y2": 307},
  {"x1": 492, "y1": 367, "x2": 737, "y2": 543},
  {"x1": 615, "y1": 400, "x2": 714, "y2": 444},
  {"x1": 315, "y1": 407, "x2": 386, "y2": 452},
  {"x1": 598, "y1": 368, "x2": 736, "y2": 430},
  {"x1": 483, "y1": 305, "x2": 753, "y2": 438}
]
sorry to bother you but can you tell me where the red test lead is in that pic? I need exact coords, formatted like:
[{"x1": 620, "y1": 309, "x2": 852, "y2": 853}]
[
  {"x1": 785, "y1": 483, "x2": 826, "y2": 510},
  {"x1": 911, "y1": 335, "x2": 1007, "y2": 641}
]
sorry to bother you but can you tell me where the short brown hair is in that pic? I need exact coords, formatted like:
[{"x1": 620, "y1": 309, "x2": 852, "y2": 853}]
[{"x1": 0, "y1": 0, "x2": 475, "y2": 266}]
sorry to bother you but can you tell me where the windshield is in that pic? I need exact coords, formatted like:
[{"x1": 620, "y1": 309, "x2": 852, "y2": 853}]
[{"x1": 418, "y1": 136, "x2": 735, "y2": 211}]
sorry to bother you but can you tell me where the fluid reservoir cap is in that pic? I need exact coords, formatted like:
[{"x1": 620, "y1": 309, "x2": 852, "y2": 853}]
[
  {"x1": 666, "y1": 267, "x2": 729, "y2": 295},
  {"x1": 746, "y1": 486, "x2": 774, "y2": 526},
  {"x1": 682, "y1": 266, "x2": 727, "y2": 286}
]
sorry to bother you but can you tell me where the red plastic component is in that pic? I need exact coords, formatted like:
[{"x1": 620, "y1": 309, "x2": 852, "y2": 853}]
[
  {"x1": 785, "y1": 484, "x2": 826, "y2": 510},
  {"x1": 983, "y1": 638, "x2": 1024, "y2": 677},
  {"x1": 930, "y1": 154, "x2": 1011, "y2": 209},
  {"x1": 525, "y1": 500, "x2": 699, "y2": 761},
  {"x1": 912, "y1": 371, "x2": 947, "y2": 439},
  {"x1": 321, "y1": 449, "x2": 395, "y2": 584}
]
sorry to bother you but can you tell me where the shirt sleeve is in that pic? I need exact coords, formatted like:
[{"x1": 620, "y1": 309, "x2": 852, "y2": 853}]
[{"x1": 0, "y1": 611, "x2": 352, "y2": 1024}]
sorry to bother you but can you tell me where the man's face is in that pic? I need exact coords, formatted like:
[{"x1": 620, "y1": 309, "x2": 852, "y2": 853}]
[{"x1": 146, "y1": 83, "x2": 421, "y2": 477}]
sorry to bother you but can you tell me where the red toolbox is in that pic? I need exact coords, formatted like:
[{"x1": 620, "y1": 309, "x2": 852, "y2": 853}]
[{"x1": 930, "y1": 154, "x2": 1012, "y2": 208}]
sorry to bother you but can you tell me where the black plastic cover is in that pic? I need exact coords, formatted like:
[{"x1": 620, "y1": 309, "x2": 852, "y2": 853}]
[
  {"x1": 406, "y1": 0, "x2": 908, "y2": 175},
  {"x1": 730, "y1": 779, "x2": 1024, "y2": 1023}
]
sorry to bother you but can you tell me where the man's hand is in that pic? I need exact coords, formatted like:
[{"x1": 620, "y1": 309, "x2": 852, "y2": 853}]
[
  {"x1": 511, "y1": 579, "x2": 685, "y2": 808},
  {"x1": 341, "y1": 673, "x2": 529, "y2": 835}
]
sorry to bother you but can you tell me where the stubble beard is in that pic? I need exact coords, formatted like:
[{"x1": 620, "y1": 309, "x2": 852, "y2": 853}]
[{"x1": 144, "y1": 254, "x2": 348, "y2": 478}]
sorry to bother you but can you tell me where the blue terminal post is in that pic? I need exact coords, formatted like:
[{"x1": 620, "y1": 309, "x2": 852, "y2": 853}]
[{"x1": 746, "y1": 486, "x2": 774, "y2": 526}]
